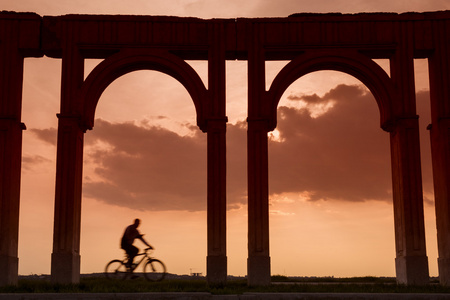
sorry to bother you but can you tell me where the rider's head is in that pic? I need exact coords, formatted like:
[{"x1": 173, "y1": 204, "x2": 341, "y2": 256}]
[{"x1": 134, "y1": 218, "x2": 140, "y2": 228}]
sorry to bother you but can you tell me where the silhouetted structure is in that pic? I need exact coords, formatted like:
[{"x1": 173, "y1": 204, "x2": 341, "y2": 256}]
[{"x1": 1, "y1": 11, "x2": 450, "y2": 287}]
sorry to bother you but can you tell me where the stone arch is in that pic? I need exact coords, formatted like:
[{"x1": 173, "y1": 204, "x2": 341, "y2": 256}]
[
  {"x1": 247, "y1": 47, "x2": 429, "y2": 286},
  {"x1": 79, "y1": 48, "x2": 208, "y2": 131},
  {"x1": 266, "y1": 49, "x2": 396, "y2": 132},
  {"x1": 50, "y1": 46, "x2": 228, "y2": 285}
]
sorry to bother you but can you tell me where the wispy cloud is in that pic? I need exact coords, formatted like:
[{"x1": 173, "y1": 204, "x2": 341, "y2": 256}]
[
  {"x1": 29, "y1": 128, "x2": 57, "y2": 145},
  {"x1": 22, "y1": 154, "x2": 52, "y2": 170}
]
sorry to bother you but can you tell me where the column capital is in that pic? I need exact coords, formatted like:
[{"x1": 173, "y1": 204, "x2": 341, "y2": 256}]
[
  {"x1": 56, "y1": 113, "x2": 81, "y2": 119},
  {"x1": 247, "y1": 117, "x2": 271, "y2": 132},
  {"x1": 438, "y1": 117, "x2": 450, "y2": 126},
  {"x1": 383, "y1": 115, "x2": 419, "y2": 132},
  {"x1": 0, "y1": 117, "x2": 26, "y2": 130},
  {"x1": 56, "y1": 113, "x2": 89, "y2": 132},
  {"x1": 203, "y1": 117, "x2": 228, "y2": 132}
]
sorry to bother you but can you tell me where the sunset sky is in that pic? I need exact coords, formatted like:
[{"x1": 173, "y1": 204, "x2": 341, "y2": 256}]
[{"x1": 3, "y1": 0, "x2": 450, "y2": 278}]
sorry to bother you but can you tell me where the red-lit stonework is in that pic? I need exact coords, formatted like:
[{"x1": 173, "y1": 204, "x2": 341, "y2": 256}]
[
  {"x1": 0, "y1": 12, "x2": 42, "y2": 286},
  {"x1": 1, "y1": 11, "x2": 450, "y2": 286}
]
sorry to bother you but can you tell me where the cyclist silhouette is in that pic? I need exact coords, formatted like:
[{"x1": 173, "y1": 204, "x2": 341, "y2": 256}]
[{"x1": 121, "y1": 219, "x2": 153, "y2": 268}]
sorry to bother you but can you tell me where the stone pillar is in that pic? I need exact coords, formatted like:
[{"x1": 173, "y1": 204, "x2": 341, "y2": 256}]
[
  {"x1": 247, "y1": 37, "x2": 271, "y2": 285},
  {"x1": 206, "y1": 119, "x2": 227, "y2": 285},
  {"x1": 389, "y1": 117, "x2": 429, "y2": 285},
  {"x1": 0, "y1": 12, "x2": 41, "y2": 286},
  {"x1": 388, "y1": 36, "x2": 429, "y2": 285},
  {"x1": 206, "y1": 26, "x2": 228, "y2": 285},
  {"x1": 428, "y1": 37, "x2": 450, "y2": 286},
  {"x1": 429, "y1": 118, "x2": 450, "y2": 286},
  {"x1": 0, "y1": 119, "x2": 25, "y2": 286},
  {"x1": 50, "y1": 34, "x2": 85, "y2": 284},
  {"x1": 247, "y1": 118, "x2": 271, "y2": 286},
  {"x1": 51, "y1": 115, "x2": 84, "y2": 284},
  {"x1": 0, "y1": 48, "x2": 25, "y2": 286}
]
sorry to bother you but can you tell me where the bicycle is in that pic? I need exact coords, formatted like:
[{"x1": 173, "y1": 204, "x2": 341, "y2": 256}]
[{"x1": 105, "y1": 247, "x2": 167, "y2": 281}]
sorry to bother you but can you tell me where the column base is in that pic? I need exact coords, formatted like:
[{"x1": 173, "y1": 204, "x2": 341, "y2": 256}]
[
  {"x1": 51, "y1": 252, "x2": 80, "y2": 284},
  {"x1": 438, "y1": 257, "x2": 450, "y2": 286},
  {"x1": 247, "y1": 255, "x2": 271, "y2": 286},
  {"x1": 207, "y1": 255, "x2": 227, "y2": 285},
  {"x1": 395, "y1": 255, "x2": 429, "y2": 285},
  {"x1": 0, "y1": 255, "x2": 18, "y2": 286}
]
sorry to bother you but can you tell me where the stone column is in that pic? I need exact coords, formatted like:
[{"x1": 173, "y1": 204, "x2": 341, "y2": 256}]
[
  {"x1": 247, "y1": 118, "x2": 271, "y2": 286},
  {"x1": 388, "y1": 36, "x2": 429, "y2": 285},
  {"x1": 429, "y1": 118, "x2": 450, "y2": 286},
  {"x1": 51, "y1": 114, "x2": 84, "y2": 284},
  {"x1": 428, "y1": 36, "x2": 450, "y2": 286},
  {"x1": 51, "y1": 44, "x2": 85, "y2": 284},
  {"x1": 0, "y1": 13, "x2": 41, "y2": 286},
  {"x1": 206, "y1": 26, "x2": 228, "y2": 285},
  {"x1": 247, "y1": 37, "x2": 271, "y2": 285},
  {"x1": 0, "y1": 50, "x2": 25, "y2": 286},
  {"x1": 0, "y1": 119, "x2": 25, "y2": 286},
  {"x1": 389, "y1": 117, "x2": 429, "y2": 285},
  {"x1": 206, "y1": 119, "x2": 227, "y2": 285}
]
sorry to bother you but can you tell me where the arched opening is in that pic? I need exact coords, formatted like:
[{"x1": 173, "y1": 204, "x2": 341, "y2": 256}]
[
  {"x1": 19, "y1": 57, "x2": 61, "y2": 276},
  {"x1": 80, "y1": 49, "x2": 208, "y2": 132},
  {"x1": 266, "y1": 51, "x2": 395, "y2": 132},
  {"x1": 269, "y1": 70, "x2": 394, "y2": 277},
  {"x1": 80, "y1": 67, "x2": 207, "y2": 276}
]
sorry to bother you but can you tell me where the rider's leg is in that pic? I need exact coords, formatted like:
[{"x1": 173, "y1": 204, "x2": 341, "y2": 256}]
[
  {"x1": 128, "y1": 246, "x2": 139, "y2": 268},
  {"x1": 123, "y1": 245, "x2": 138, "y2": 268}
]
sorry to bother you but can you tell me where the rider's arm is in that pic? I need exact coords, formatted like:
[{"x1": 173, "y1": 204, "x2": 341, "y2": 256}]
[{"x1": 139, "y1": 235, "x2": 153, "y2": 249}]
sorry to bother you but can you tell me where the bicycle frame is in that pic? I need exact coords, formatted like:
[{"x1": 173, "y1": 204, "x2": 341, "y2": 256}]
[
  {"x1": 105, "y1": 248, "x2": 166, "y2": 281},
  {"x1": 124, "y1": 249, "x2": 151, "y2": 272}
]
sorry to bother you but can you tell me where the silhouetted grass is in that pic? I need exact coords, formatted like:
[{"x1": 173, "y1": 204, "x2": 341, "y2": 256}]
[
  {"x1": 1, "y1": 276, "x2": 449, "y2": 294},
  {"x1": 271, "y1": 275, "x2": 396, "y2": 283}
]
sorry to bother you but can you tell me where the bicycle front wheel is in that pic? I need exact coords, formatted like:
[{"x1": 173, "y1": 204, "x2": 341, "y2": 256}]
[
  {"x1": 105, "y1": 259, "x2": 128, "y2": 280},
  {"x1": 143, "y1": 259, "x2": 166, "y2": 281}
]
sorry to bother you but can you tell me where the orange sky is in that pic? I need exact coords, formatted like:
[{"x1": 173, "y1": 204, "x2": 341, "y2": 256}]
[{"x1": 3, "y1": 0, "x2": 450, "y2": 277}]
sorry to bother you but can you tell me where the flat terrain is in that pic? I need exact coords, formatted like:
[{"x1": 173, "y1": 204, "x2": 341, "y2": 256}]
[{"x1": 0, "y1": 275, "x2": 449, "y2": 295}]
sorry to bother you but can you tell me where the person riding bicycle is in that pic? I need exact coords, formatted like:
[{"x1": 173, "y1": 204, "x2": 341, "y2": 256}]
[{"x1": 121, "y1": 219, "x2": 153, "y2": 269}]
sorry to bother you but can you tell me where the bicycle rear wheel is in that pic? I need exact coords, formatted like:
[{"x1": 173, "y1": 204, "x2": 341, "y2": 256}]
[
  {"x1": 105, "y1": 259, "x2": 128, "y2": 280},
  {"x1": 143, "y1": 259, "x2": 166, "y2": 281}
]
